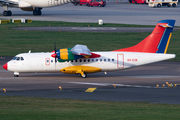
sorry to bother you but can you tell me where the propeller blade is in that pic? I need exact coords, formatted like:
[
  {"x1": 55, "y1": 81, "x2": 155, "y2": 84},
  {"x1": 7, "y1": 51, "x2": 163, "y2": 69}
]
[{"x1": 54, "y1": 42, "x2": 57, "y2": 63}]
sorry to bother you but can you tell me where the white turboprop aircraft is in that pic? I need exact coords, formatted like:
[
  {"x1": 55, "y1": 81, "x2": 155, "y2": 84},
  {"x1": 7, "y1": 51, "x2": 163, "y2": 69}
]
[
  {"x1": 3, "y1": 20, "x2": 176, "y2": 78},
  {"x1": 0, "y1": 0, "x2": 72, "y2": 16}
]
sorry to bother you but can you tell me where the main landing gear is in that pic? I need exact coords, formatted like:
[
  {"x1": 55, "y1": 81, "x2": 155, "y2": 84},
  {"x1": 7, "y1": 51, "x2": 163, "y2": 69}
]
[
  {"x1": 78, "y1": 72, "x2": 87, "y2": 78},
  {"x1": 33, "y1": 8, "x2": 42, "y2": 16},
  {"x1": 3, "y1": 5, "x2": 12, "y2": 16}
]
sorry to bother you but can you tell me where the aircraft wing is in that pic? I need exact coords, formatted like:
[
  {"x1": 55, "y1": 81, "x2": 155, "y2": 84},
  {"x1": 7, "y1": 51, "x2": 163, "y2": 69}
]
[
  {"x1": 71, "y1": 44, "x2": 92, "y2": 56},
  {"x1": 0, "y1": 0, "x2": 18, "y2": 7},
  {"x1": 70, "y1": 44, "x2": 101, "y2": 58}
]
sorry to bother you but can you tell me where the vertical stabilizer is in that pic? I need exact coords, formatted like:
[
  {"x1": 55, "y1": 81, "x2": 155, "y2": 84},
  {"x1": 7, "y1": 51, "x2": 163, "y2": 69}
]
[{"x1": 112, "y1": 20, "x2": 175, "y2": 53}]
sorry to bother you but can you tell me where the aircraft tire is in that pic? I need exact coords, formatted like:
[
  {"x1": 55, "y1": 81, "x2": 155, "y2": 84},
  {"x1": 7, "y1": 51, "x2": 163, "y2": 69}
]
[
  {"x1": 14, "y1": 74, "x2": 19, "y2": 77},
  {"x1": 3, "y1": 11, "x2": 12, "y2": 16},
  {"x1": 33, "y1": 10, "x2": 42, "y2": 16},
  {"x1": 81, "y1": 73, "x2": 87, "y2": 78},
  {"x1": 3, "y1": 11, "x2": 8, "y2": 16},
  {"x1": 8, "y1": 11, "x2": 11, "y2": 16}
]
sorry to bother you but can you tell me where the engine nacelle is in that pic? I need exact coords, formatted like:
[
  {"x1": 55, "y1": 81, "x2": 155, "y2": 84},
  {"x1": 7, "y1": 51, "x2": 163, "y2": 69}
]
[
  {"x1": 56, "y1": 48, "x2": 82, "y2": 62},
  {"x1": 19, "y1": 1, "x2": 32, "y2": 8}
]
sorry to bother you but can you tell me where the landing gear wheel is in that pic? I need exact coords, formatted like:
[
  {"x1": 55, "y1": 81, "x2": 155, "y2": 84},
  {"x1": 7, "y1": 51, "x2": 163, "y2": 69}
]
[
  {"x1": 3, "y1": 10, "x2": 12, "y2": 16},
  {"x1": 81, "y1": 73, "x2": 87, "y2": 78},
  {"x1": 14, "y1": 74, "x2": 19, "y2": 77},
  {"x1": 33, "y1": 10, "x2": 42, "y2": 16}
]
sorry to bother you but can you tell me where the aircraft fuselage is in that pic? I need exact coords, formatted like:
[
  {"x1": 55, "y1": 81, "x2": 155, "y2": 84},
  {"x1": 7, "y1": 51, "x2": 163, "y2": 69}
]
[{"x1": 5, "y1": 52, "x2": 175, "y2": 75}]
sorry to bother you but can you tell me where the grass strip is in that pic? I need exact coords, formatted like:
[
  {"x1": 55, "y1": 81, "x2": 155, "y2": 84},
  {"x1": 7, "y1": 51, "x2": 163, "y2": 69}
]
[
  {"x1": 0, "y1": 96, "x2": 180, "y2": 120},
  {"x1": 0, "y1": 21, "x2": 179, "y2": 61}
]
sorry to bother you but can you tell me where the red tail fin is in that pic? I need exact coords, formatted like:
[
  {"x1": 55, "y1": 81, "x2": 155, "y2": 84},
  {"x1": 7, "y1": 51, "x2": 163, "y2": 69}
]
[{"x1": 112, "y1": 20, "x2": 175, "y2": 53}]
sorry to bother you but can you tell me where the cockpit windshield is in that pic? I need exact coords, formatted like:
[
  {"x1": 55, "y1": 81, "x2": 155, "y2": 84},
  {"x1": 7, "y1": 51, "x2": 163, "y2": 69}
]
[
  {"x1": 12, "y1": 57, "x2": 24, "y2": 61},
  {"x1": 13, "y1": 57, "x2": 17, "y2": 60}
]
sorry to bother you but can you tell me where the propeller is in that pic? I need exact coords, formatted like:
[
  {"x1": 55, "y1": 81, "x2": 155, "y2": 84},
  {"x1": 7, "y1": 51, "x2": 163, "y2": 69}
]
[
  {"x1": 54, "y1": 42, "x2": 57, "y2": 63},
  {"x1": 51, "y1": 42, "x2": 57, "y2": 63}
]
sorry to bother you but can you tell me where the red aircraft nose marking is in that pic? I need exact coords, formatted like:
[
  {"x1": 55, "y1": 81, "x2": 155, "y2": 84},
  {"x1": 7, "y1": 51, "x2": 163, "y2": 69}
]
[{"x1": 3, "y1": 63, "x2": 7, "y2": 70}]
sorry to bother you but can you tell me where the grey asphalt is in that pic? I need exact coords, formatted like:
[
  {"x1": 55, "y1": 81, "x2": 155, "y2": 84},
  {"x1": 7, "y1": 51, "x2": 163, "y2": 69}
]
[
  {"x1": 1, "y1": 57, "x2": 180, "y2": 104},
  {"x1": 1, "y1": 2, "x2": 180, "y2": 104},
  {"x1": 0, "y1": 1, "x2": 180, "y2": 26}
]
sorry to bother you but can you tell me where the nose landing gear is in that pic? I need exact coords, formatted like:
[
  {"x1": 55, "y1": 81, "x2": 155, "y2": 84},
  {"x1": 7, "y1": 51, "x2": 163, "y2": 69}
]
[
  {"x1": 14, "y1": 72, "x2": 19, "y2": 77},
  {"x1": 3, "y1": 10, "x2": 12, "y2": 16}
]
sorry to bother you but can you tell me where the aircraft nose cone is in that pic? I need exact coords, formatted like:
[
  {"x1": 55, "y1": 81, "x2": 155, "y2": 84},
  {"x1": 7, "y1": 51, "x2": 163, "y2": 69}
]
[{"x1": 3, "y1": 63, "x2": 7, "y2": 70}]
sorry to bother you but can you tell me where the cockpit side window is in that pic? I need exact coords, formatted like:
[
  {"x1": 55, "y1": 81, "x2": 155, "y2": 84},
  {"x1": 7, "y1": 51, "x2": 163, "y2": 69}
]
[
  {"x1": 16, "y1": 57, "x2": 20, "y2": 61},
  {"x1": 21, "y1": 57, "x2": 24, "y2": 60}
]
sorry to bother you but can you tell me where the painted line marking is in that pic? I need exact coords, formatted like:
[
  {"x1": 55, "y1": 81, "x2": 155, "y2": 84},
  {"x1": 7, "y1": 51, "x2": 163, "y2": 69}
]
[
  {"x1": 85, "y1": 88, "x2": 97, "y2": 92},
  {"x1": 67, "y1": 82, "x2": 161, "y2": 88}
]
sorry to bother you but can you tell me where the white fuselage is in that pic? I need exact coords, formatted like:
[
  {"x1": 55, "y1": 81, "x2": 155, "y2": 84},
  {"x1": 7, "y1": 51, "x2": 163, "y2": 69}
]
[
  {"x1": 6, "y1": 51, "x2": 176, "y2": 73},
  {"x1": 7, "y1": 0, "x2": 72, "y2": 8}
]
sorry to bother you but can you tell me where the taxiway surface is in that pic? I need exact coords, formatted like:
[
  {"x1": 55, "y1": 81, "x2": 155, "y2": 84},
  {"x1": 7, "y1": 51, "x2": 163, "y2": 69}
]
[
  {"x1": 0, "y1": 1, "x2": 180, "y2": 26},
  {"x1": 1, "y1": 58, "x2": 180, "y2": 104}
]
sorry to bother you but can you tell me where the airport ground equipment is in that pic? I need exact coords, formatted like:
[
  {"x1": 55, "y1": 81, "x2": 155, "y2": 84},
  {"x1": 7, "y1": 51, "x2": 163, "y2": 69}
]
[
  {"x1": 146, "y1": 0, "x2": 178, "y2": 7},
  {"x1": 129, "y1": 0, "x2": 146, "y2": 4},
  {"x1": 72, "y1": 0, "x2": 106, "y2": 7}
]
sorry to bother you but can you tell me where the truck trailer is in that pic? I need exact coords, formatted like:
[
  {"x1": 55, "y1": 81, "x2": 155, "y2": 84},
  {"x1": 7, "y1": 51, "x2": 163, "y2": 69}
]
[{"x1": 146, "y1": 0, "x2": 178, "y2": 7}]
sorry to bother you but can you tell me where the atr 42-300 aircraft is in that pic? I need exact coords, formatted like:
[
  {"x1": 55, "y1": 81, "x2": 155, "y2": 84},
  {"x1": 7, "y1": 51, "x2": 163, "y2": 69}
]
[
  {"x1": 0, "y1": 0, "x2": 72, "y2": 16},
  {"x1": 3, "y1": 20, "x2": 176, "y2": 78}
]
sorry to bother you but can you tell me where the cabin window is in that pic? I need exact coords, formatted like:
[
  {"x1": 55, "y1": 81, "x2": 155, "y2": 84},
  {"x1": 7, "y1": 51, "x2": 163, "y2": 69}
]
[
  {"x1": 79, "y1": 59, "x2": 82, "y2": 62},
  {"x1": 112, "y1": 59, "x2": 114, "y2": 62},
  {"x1": 104, "y1": 59, "x2": 106, "y2": 62},
  {"x1": 100, "y1": 59, "x2": 102, "y2": 62},
  {"x1": 92, "y1": 59, "x2": 94, "y2": 62},
  {"x1": 71, "y1": 60, "x2": 73, "y2": 62},
  {"x1": 47, "y1": 59, "x2": 49, "y2": 63},
  {"x1": 108, "y1": 59, "x2": 110, "y2": 61},
  {"x1": 75, "y1": 60, "x2": 77, "y2": 62},
  {"x1": 96, "y1": 59, "x2": 98, "y2": 62},
  {"x1": 84, "y1": 59, "x2": 86, "y2": 62},
  {"x1": 88, "y1": 59, "x2": 90, "y2": 62}
]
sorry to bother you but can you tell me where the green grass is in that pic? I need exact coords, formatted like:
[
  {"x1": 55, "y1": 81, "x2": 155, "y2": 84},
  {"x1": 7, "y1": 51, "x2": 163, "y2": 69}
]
[
  {"x1": 0, "y1": 20, "x2": 155, "y2": 27},
  {"x1": 0, "y1": 21, "x2": 179, "y2": 61},
  {"x1": 0, "y1": 96, "x2": 180, "y2": 120}
]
